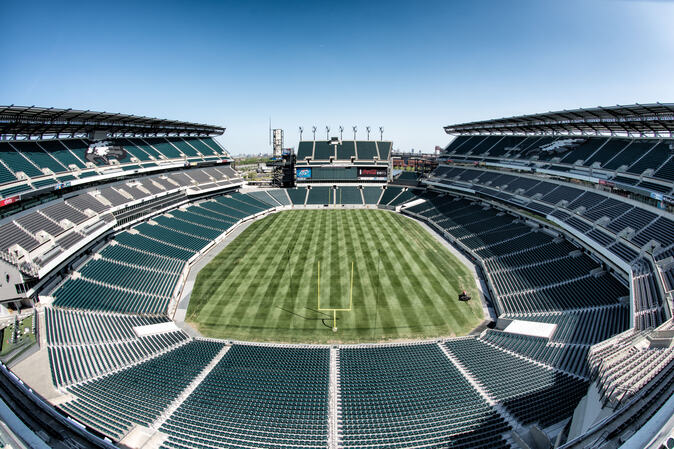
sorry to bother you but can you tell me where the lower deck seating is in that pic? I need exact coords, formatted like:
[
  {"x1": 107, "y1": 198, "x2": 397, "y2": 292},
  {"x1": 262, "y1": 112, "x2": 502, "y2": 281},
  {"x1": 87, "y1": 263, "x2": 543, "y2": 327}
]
[
  {"x1": 500, "y1": 305, "x2": 629, "y2": 345},
  {"x1": 388, "y1": 188, "x2": 419, "y2": 206},
  {"x1": 339, "y1": 344, "x2": 510, "y2": 449},
  {"x1": 480, "y1": 329, "x2": 590, "y2": 377},
  {"x1": 267, "y1": 188, "x2": 291, "y2": 205},
  {"x1": 160, "y1": 345, "x2": 330, "y2": 449},
  {"x1": 445, "y1": 338, "x2": 588, "y2": 428},
  {"x1": 306, "y1": 186, "x2": 332, "y2": 205},
  {"x1": 362, "y1": 186, "x2": 383, "y2": 204},
  {"x1": 78, "y1": 258, "x2": 179, "y2": 298},
  {"x1": 336, "y1": 186, "x2": 363, "y2": 205},
  {"x1": 378, "y1": 186, "x2": 404, "y2": 205},
  {"x1": 52, "y1": 277, "x2": 170, "y2": 315},
  {"x1": 287, "y1": 187, "x2": 308, "y2": 205},
  {"x1": 46, "y1": 308, "x2": 188, "y2": 386},
  {"x1": 60, "y1": 340, "x2": 225, "y2": 440},
  {"x1": 245, "y1": 190, "x2": 281, "y2": 207}
]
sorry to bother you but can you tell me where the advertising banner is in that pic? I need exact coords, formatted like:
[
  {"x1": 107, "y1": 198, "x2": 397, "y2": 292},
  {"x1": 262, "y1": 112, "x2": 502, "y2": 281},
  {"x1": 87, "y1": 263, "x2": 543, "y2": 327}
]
[{"x1": 296, "y1": 168, "x2": 312, "y2": 179}]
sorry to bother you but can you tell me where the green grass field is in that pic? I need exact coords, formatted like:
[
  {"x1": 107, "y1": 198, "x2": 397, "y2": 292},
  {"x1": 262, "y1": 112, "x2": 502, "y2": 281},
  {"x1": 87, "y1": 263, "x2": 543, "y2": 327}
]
[{"x1": 187, "y1": 209, "x2": 483, "y2": 343}]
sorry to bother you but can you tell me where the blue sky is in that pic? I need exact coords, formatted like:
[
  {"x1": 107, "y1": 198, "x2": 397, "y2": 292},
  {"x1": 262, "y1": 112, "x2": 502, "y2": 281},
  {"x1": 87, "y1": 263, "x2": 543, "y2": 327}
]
[{"x1": 2, "y1": 0, "x2": 673, "y2": 155}]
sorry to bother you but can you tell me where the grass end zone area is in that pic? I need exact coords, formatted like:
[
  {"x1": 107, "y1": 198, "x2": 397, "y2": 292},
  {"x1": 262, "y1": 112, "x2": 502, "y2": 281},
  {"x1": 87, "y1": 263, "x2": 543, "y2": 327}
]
[{"x1": 187, "y1": 209, "x2": 484, "y2": 343}]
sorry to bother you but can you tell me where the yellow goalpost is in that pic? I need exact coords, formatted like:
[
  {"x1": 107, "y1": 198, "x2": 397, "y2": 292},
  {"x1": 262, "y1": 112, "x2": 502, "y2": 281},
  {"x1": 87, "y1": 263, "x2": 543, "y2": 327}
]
[{"x1": 317, "y1": 260, "x2": 354, "y2": 332}]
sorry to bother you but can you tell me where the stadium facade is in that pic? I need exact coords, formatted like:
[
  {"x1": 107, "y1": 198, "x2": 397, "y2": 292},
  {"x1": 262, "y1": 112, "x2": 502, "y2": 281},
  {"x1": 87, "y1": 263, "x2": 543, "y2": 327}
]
[{"x1": 0, "y1": 104, "x2": 671, "y2": 449}]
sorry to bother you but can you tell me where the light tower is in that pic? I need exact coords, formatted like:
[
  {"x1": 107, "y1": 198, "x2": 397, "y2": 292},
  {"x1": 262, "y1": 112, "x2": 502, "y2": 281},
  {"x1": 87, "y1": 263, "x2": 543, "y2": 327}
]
[
  {"x1": 299, "y1": 126, "x2": 303, "y2": 141},
  {"x1": 326, "y1": 126, "x2": 330, "y2": 140},
  {"x1": 366, "y1": 126, "x2": 371, "y2": 140},
  {"x1": 352, "y1": 126, "x2": 357, "y2": 140},
  {"x1": 339, "y1": 126, "x2": 344, "y2": 140},
  {"x1": 312, "y1": 126, "x2": 317, "y2": 140},
  {"x1": 379, "y1": 126, "x2": 384, "y2": 140}
]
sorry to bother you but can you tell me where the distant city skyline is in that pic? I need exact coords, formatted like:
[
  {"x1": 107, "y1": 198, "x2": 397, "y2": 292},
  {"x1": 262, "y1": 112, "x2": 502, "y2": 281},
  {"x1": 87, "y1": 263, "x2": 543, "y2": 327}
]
[{"x1": 2, "y1": 0, "x2": 673, "y2": 155}]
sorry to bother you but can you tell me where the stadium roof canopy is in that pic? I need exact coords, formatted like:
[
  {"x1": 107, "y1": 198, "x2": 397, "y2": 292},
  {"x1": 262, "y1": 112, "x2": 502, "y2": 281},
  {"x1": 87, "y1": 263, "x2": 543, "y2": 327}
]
[
  {"x1": 444, "y1": 103, "x2": 674, "y2": 137},
  {"x1": 0, "y1": 105, "x2": 225, "y2": 140}
]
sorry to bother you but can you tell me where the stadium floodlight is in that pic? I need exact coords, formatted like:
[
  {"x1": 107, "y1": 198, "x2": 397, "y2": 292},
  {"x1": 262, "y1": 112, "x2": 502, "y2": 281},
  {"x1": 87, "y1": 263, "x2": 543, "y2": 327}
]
[
  {"x1": 352, "y1": 126, "x2": 357, "y2": 140},
  {"x1": 312, "y1": 126, "x2": 317, "y2": 140},
  {"x1": 339, "y1": 126, "x2": 344, "y2": 140},
  {"x1": 379, "y1": 126, "x2": 384, "y2": 140},
  {"x1": 299, "y1": 126, "x2": 303, "y2": 141},
  {"x1": 366, "y1": 126, "x2": 371, "y2": 140},
  {"x1": 326, "y1": 126, "x2": 330, "y2": 140}
]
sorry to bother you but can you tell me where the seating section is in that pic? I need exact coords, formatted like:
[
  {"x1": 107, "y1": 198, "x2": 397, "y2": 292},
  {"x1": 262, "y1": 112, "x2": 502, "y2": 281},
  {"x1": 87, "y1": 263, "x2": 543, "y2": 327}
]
[
  {"x1": 268, "y1": 188, "x2": 291, "y2": 205},
  {"x1": 429, "y1": 165, "x2": 672, "y2": 263},
  {"x1": 52, "y1": 277, "x2": 171, "y2": 315},
  {"x1": 445, "y1": 338, "x2": 588, "y2": 427},
  {"x1": 0, "y1": 164, "x2": 242, "y2": 277},
  {"x1": 287, "y1": 187, "x2": 308, "y2": 205},
  {"x1": 296, "y1": 140, "x2": 390, "y2": 162},
  {"x1": 336, "y1": 186, "x2": 363, "y2": 205},
  {"x1": 480, "y1": 329, "x2": 590, "y2": 377},
  {"x1": 59, "y1": 340, "x2": 225, "y2": 440},
  {"x1": 632, "y1": 259, "x2": 668, "y2": 330},
  {"x1": 388, "y1": 189, "x2": 419, "y2": 206},
  {"x1": 339, "y1": 344, "x2": 510, "y2": 448},
  {"x1": 500, "y1": 305, "x2": 629, "y2": 345},
  {"x1": 362, "y1": 186, "x2": 383, "y2": 204},
  {"x1": 587, "y1": 326, "x2": 674, "y2": 408},
  {"x1": 0, "y1": 138, "x2": 232, "y2": 200},
  {"x1": 306, "y1": 186, "x2": 332, "y2": 205},
  {"x1": 313, "y1": 141, "x2": 335, "y2": 160},
  {"x1": 46, "y1": 308, "x2": 188, "y2": 387},
  {"x1": 296, "y1": 141, "x2": 314, "y2": 160},
  {"x1": 245, "y1": 190, "x2": 281, "y2": 207},
  {"x1": 443, "y1": 134, "x2": 673, "y2": 189},
  {"x1": 160, "y1": 345, "x2": 329, "y2": 449},
  {"x1": 376, "y1": 141, "x2": 392, "y2": 160},
  {"x1": 393, "y1": 171, "x2": 420, "y2": 186},
  {"x1": 337, "y1": 141, "x2": 356, "y2": 160},
  {"x1": 378, "y1": 186, "x2": 404, "y2": 205},
  {"x1": 356, "y1": 141, "x2": 378, "y2": 160}
]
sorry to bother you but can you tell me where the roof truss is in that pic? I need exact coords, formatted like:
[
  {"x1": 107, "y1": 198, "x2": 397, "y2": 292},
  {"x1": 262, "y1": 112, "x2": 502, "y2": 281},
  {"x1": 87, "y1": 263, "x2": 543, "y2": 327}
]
[
  {"x1": 0, "y1": 105, "x2": 225, "y2": 140},
  {"x1": 444, "y1": 103, "x2": 674, "y2": 137}
]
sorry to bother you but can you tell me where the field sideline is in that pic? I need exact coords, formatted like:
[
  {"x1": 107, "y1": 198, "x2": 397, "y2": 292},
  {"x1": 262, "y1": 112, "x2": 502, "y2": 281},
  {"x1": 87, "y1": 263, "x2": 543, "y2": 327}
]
[{"x1": 187, "y1": 209, "x2": 483, "y2": 343}]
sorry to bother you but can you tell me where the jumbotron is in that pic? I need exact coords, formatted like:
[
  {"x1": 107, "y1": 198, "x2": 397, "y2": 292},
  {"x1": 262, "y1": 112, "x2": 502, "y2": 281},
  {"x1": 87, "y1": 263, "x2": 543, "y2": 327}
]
[{"x1": 0, "y1": 104, "x2": 672, "y2": 449}]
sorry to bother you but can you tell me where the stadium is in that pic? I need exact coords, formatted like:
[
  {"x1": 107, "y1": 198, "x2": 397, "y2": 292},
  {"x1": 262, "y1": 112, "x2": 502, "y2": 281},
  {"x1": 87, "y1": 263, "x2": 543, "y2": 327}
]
[
  {"x1": 0, "y1": 101, "x2": 671, "y2": 449},
  {"x1": 2, "y1": 1, "x2": 674, "y2": 448}
]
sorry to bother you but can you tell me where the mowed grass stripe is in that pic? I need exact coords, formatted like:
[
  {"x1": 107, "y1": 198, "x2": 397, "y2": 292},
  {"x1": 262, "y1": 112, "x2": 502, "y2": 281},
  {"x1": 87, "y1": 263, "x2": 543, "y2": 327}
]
[
  {"x1": 371, "y1": 212, "x2": 434, "y2": 334},
  {"x1": 189, "y1": 213, "x2": 276, "y2": 318},
  {"x1": 355, "y1": 210, "x2": 403, "y2": 338},
  {"x1": 401, "y1": 212, "x2": 481, "y2": 331},
  {"x1": 342, "y1": 211, "x2": 376, "y2": 338},
  {"x1": 385, "y1": 213, "x2": 464, "y2": 327},
  {"x1": 187, "y1": 209, "x2": 484, "y2": 343}
]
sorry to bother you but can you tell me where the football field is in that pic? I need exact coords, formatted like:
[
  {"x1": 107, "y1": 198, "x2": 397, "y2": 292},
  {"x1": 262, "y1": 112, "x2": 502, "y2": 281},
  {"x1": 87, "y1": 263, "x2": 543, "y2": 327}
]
[{"x1": 187, "y1": 209, "x2": 484, "y2": 343}]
